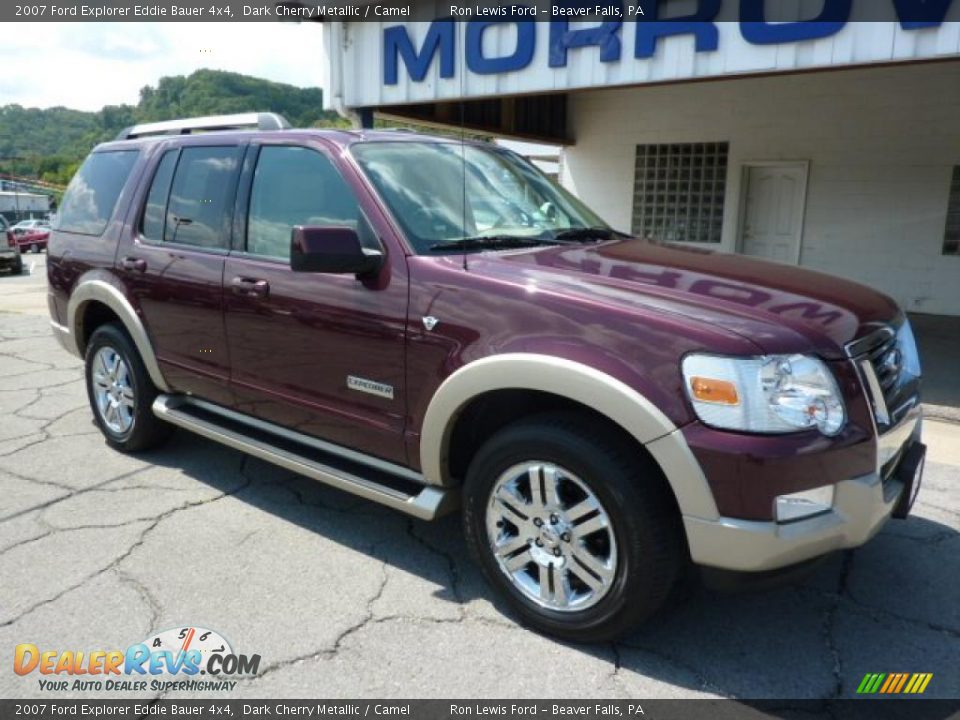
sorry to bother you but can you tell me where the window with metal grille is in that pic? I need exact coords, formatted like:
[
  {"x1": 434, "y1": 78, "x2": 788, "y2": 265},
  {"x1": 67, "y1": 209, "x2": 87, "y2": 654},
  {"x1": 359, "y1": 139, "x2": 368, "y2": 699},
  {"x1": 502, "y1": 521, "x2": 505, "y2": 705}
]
[
  {"x1": 944, "y1": 166, "x2": 960, "y2": 256},
  {"x1": 631, "y1": 142, "x2": 728, "y2": 244}
]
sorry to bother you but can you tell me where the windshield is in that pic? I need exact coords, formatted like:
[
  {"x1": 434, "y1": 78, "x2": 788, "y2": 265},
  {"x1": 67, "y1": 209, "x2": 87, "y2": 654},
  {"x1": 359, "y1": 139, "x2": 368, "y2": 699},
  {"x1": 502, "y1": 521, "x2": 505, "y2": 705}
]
[{"x1": 351, "y1": 141, "x2": 608, "y2": 254}]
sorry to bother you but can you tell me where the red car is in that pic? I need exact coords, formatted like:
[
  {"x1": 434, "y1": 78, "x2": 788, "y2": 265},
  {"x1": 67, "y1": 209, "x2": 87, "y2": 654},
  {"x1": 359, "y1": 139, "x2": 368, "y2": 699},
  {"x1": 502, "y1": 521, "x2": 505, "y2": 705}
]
[{"x1": 15, "y1": 227, "x2": 49, "y2": 253}]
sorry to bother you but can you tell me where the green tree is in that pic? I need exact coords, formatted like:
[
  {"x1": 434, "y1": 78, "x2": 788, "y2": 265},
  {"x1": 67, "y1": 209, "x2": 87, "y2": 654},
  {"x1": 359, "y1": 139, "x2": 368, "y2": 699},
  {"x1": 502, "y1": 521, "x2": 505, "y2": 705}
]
[{"x1": 0, "y1": 69, "x2": 344, "y2": 185}]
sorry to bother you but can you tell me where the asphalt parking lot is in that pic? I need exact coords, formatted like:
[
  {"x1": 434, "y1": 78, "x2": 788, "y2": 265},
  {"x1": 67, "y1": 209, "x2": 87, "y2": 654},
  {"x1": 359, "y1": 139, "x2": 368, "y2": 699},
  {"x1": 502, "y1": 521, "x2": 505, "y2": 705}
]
[{"x1": 0, "y1": 254, "x2": 957, "y2": 700}]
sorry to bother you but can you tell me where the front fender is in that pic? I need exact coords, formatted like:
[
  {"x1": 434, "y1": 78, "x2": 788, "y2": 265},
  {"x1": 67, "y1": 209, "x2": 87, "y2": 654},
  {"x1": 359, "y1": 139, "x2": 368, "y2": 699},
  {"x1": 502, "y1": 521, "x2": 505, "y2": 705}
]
[{"x1": 420, "y1": 353, "x2": 720, "y2": 521}]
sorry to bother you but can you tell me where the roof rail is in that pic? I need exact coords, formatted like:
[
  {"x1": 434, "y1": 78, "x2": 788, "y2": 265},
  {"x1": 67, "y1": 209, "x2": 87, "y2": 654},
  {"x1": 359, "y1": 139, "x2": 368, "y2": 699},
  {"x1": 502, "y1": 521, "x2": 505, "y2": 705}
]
[{"x1": 114, "y1": 112, "x2": 291, "y2": 141}]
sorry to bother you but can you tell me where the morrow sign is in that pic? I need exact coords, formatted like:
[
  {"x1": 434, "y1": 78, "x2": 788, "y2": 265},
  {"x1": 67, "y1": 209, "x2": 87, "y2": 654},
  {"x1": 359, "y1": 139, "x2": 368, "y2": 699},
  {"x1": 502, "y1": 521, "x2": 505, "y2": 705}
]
[{"x1": 383, "y1": 0, "x2": 957, "y2": 84}]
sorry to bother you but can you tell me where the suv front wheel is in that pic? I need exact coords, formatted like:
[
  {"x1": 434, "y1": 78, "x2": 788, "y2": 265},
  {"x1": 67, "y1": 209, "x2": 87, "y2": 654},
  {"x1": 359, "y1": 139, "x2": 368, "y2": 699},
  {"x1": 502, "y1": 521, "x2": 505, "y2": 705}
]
[
  {"x1": 463, "y1": 413, "x2": 685, "y2": 642},
  {"x1": 84, "y1": 323, "x2": 172, "y2": 452}
]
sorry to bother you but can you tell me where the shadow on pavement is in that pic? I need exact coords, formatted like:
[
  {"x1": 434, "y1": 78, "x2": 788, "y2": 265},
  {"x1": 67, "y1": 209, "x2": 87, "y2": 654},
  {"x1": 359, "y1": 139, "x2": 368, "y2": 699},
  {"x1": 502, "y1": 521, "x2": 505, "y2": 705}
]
[{"x1": 136, "y1": 429, "x2": 959, "y2": 700}]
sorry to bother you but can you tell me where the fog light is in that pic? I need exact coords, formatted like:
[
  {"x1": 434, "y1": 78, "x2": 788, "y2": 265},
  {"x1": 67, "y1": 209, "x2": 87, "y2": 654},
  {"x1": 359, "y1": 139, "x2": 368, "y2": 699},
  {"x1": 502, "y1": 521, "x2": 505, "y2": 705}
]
[{"x1": 775, "y1": 485, "x2": 835, "y2": 523}]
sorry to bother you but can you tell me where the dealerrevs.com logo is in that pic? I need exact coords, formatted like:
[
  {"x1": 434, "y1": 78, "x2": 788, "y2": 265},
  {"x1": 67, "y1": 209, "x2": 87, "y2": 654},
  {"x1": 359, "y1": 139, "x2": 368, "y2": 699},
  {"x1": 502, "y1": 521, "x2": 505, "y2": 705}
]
[{"x1": 13, "y1": 626, "x2": 261, "y2": 693}]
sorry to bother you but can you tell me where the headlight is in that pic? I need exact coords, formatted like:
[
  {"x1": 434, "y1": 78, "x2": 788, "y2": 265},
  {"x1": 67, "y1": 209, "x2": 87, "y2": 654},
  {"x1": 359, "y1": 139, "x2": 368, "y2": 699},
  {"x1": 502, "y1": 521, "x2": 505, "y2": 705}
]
[{"x1": 681, "y1": 353, "x2": 846, "y2": 436}]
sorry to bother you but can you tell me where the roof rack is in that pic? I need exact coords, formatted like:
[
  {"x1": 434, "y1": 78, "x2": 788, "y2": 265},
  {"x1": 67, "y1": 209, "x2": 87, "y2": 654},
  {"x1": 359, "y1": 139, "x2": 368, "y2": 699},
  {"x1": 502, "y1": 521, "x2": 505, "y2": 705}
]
[{"x1": 114, "y1": 112, "x2": 291, "y2": 141}]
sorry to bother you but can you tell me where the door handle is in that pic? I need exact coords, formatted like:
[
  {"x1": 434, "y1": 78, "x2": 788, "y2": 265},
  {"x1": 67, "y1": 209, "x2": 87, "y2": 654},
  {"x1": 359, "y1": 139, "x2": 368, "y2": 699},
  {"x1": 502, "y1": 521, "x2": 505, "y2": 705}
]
[
  {"x1": 120, "y1": 256, "x2": 146, "y2": 273},
  {"x1": 230, "y1": 276, "x2": 270, "y2": 298}
]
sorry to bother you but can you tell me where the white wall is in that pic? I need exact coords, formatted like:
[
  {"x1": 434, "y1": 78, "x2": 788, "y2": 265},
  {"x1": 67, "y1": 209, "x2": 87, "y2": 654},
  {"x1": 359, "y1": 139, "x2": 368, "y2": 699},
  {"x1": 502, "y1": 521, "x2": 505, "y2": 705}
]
[{"x1": 562, "y1": 61, "x2": 960, "y2": 316}]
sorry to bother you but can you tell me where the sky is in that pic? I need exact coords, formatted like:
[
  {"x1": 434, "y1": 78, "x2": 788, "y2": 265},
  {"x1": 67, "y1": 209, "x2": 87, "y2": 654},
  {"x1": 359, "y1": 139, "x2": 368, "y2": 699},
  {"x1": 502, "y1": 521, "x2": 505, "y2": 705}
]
[{"x1": 0, "y1": 23, "x2": 326, "y2": 111}]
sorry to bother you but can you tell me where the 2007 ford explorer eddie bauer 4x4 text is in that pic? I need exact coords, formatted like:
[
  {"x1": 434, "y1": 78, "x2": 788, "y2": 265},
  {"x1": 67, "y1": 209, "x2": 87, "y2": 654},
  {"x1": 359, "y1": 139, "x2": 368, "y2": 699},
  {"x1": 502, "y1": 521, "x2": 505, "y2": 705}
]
[{"x1": 47, "y1": 113, "x2": 925, "y2": 641}]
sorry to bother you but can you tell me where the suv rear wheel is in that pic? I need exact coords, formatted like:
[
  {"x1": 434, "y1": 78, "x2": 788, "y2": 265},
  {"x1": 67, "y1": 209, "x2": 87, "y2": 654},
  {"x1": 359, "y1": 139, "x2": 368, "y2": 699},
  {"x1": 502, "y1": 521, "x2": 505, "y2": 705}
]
[
  {"x1": 84, "y1": 324, "x2": 172, "y2": 452},
  {"x1": 463, "y1": 413, "x2": 685, "y2": 642}
]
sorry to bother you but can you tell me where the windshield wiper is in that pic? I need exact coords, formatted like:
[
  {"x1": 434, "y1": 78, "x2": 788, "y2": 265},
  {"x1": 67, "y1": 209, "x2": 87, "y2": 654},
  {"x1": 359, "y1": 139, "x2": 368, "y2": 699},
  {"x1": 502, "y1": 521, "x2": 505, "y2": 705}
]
[
  {"x1": 428, "y1": 235, "x2": 556, "y2": 252},
  {"x1": 551, "y1": 227, "x2": 623, "y2": 242}
]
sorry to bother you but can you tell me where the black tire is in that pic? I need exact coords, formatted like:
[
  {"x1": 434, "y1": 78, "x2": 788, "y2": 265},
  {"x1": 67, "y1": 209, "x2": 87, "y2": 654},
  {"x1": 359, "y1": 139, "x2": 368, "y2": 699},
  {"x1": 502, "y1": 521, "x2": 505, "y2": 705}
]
[
  {"x1": 84, "y1": 323, "x2": 172, "y2": 452},
  {"x1": 463, "y1": 413, "x2": 686, "y2": 643},
  {"x1": 30, "y1": 243, "x2": 39, "y2": 254},
  {"x1": 12, "y1": 258, "x2": 23, "y2": 275}
]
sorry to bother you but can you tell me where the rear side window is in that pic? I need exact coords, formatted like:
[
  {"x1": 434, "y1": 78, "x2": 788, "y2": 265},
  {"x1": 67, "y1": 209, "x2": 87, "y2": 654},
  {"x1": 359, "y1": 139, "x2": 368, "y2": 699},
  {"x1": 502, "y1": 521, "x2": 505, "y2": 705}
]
[
  {"x1": 57, "y1": 150, "x2": 138, "y2": 235},
  {"x1": 141, "y1": 150, "x2": 178, "y2": 242},
  {"x1": 247, "y1": 146, "x2": 359, "y2": 259},
  {"x1": 164, "y1": 146, "x2": 240, "y2": 249}
]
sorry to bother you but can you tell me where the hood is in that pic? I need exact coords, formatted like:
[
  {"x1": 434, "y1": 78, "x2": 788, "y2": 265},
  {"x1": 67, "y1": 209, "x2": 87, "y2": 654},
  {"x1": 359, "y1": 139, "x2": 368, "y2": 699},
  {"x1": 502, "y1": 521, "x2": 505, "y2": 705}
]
[{"x1": 474, "y1": 239, "x2": 902, "y2": 359}]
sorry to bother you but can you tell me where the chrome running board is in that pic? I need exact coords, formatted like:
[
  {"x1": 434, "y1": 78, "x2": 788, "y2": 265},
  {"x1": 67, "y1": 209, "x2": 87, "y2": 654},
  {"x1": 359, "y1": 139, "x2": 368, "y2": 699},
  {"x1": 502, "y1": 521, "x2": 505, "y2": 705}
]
[{"x1": 152, "y1": 394, "x2": 455, "y2": 520}]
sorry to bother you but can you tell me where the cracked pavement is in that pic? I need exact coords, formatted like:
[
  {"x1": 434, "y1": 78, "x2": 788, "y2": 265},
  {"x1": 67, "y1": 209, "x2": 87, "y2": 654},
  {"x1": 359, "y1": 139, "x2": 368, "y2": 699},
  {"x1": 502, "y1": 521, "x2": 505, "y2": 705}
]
[{"x1": 1, "y1": 256, "x2": 958, "y2": 700}]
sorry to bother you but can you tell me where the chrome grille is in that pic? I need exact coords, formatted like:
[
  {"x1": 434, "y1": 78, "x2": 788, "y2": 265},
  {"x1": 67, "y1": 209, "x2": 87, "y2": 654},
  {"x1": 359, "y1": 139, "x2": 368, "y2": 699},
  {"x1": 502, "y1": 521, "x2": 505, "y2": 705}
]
[
  {"x1": 867, "y1": 334, "x2": 901, "y2": 399},
  {"x1": 848, "y1": 323, "x2": 919, "y2": 430}
]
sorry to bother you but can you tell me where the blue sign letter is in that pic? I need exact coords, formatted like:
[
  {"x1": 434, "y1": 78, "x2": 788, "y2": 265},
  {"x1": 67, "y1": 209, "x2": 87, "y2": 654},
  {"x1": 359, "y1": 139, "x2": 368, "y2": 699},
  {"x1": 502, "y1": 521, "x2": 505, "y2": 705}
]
[
  {"x1": 549, "y1": 4, "x2": 623, "y2": 68},
  {"x1": 740, "y1": 0, "x2": 851, "y2": 44},
  {"x1": 466, "y1": 20, "x2": 536, "y2": 74},
  {"x1": 384, "y1": 22, "x2": 455, "y2": 85},
  {"x1": 891, "y1": 0, "x2": 953, "y2": 29},
  {"x1": 634, "y1": 0, "x2": 721, "y2": 59}
]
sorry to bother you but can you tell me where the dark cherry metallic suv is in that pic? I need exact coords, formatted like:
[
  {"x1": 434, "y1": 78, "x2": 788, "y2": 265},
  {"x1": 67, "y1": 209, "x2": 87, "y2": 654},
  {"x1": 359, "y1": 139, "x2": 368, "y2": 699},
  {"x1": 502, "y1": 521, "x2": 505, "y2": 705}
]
[{"x1": 47, "y1": 113, "x2": 925, "y2": 641}]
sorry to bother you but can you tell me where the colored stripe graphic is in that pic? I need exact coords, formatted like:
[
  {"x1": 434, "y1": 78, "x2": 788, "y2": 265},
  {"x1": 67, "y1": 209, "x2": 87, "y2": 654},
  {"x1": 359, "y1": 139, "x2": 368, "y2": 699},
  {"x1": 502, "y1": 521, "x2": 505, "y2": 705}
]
[
  {"x1": 856, "y1": 673, "x2": 933, "y2": 694},
  {"x1": 879, "y1": 674, "x2": 896, "y2": 693},
  {"x1": 906, "y1": 673, "x2": 934, "y2": 694},
  {"x1": 884, "y1": 673, "x2": 903, "y2": 693},
  {"x1": 857, "y1": 673, "x2": 884, "y2": 694}
]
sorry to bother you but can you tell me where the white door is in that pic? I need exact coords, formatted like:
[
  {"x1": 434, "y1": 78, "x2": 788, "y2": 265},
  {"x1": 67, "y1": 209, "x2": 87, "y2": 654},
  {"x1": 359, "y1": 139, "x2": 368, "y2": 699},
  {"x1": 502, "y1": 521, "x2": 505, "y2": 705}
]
[{"x1": 740, "y1": 164, "x2": 808, "y2": 263}]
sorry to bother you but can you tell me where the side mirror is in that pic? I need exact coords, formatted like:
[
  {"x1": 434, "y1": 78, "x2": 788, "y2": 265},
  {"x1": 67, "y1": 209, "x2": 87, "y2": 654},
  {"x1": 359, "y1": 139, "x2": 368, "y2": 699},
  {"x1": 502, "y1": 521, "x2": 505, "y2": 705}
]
[{"x1": 290, "y1": 226, "x2": 384, "y2": 276}]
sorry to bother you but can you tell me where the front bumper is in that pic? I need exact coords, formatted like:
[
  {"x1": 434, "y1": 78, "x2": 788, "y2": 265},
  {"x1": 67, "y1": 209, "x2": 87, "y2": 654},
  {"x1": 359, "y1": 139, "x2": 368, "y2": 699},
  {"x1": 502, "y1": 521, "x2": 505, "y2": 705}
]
[{"x1": 685, "y1": 412, "x2": 922, "y2": 572}]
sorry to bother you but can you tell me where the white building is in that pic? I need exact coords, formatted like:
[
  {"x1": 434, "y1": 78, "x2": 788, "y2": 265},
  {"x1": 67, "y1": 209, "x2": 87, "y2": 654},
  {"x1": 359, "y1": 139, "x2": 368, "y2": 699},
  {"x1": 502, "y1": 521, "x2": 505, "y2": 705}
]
[
  {"x1": 0, "y1": 190, "x2": 50, "y2": 218},
  {"x1": 322, "y1": 5, "x2": 960, "y2": 316}
]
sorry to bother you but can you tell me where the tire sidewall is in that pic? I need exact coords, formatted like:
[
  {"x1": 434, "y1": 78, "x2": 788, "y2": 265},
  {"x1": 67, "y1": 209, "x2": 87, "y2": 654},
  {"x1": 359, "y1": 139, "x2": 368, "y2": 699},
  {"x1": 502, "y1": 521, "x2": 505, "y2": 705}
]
[
  {"x1": 84, "y1": 325, "x2": 146, "y2": 448},
  {"x1": 463, "y1": 421, "x2": 673, "y2": 640}
]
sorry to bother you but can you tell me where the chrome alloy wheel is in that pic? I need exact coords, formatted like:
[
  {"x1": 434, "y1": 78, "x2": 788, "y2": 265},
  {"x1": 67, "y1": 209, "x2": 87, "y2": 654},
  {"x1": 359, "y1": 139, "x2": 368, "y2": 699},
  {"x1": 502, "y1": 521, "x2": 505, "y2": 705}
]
[
  {"x1": 92, "y1": 346, "x2": 135, "y2": 434},
  {"x1": 485, "y1": 462, "x2": 618, "y2": 612}
]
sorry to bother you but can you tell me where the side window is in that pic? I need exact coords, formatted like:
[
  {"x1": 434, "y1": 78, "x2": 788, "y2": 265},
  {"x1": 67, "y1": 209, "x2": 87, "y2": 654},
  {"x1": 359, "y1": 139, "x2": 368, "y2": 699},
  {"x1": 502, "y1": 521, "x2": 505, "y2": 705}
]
[
  {"x1": 140, "y1": 150, "x2": 178, "y2": 242},
  {"x1": 164, "y1": 146, "x2": 240, "y2": 249},
  {"x1": 247, "y1": 146, "x2": 360, "y2": 260},
  {"x1": 57, "y1": 150, "x2": 138, "y2": 235}
]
